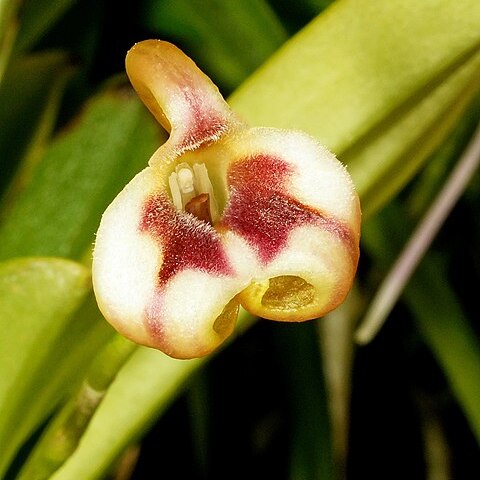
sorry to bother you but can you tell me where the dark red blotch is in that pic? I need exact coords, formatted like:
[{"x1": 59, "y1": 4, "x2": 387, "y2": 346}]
[
  {"x1": 140, "y1": 195, "x2": 232, "y2": 285},
  {"x1": 222, "y1": 154, "x2": 354, "y2": 264}
]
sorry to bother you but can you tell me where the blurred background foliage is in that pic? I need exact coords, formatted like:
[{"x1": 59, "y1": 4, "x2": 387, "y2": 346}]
[{"x1": 0, "y1": 0, "x2": 480, "y2": 479}]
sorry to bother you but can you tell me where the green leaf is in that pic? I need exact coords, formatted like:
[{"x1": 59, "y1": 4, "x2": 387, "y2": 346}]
[
  {"x1": 0, "y1": 84, "x2": 163, "y2": 261},
  {"x1": 345, "y1": 52, "x2": 480, "y2": 217},
  {"x1": 408, "y1": 258, "x2": 480, "y2": 443},
  {"x1": 348, "y1": 53, "x2": 480, "y2": 217},
  {"x1": 407, "y1": 95, "x2": 480, "y2": 217},
  {"x1": 51, "y1": 311, "x2": 254, "y2": 480},
  {"x1": 13, "y1": 0, "x2": 77, "y2": 53},
  {"x1": 231, "y1": 0, "x2": 480, "y2": 216},
  {"x1": 0, "y1": 0, "x2": 21, "y2": 81},
  {"x1": 231, "y1": 0, "x2": 480, "y2": 150},
  {"x1": 273, "y1": 323, "x2": 335, "y2": 479},
  {"x1": 0, "y1": 257, "x2": 93, "y2": 477},
  {"x1": 0, "y1": 50, "x2": 72, "y2": 201},
  {"x1": 362, "y1": 205, "x2": 480, "y2": 443},
  {"x1": 143, "y1": 0, "x2": 288, "y2": 92},
  {"x1": 53, "y1": 349, "x2": 203, "y2": 479}
]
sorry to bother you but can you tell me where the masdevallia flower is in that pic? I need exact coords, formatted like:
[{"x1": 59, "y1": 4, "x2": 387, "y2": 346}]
[{"x1": 92, "y1": 40, "x2": 361, "y2": 359}]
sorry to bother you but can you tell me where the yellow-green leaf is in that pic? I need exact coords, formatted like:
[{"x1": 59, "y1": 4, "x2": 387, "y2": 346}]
[{"x1": 0, "y1": 258, "x2": 92, "y2": 476}]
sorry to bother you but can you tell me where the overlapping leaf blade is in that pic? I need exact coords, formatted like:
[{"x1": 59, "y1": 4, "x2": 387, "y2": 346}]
[
  {"x1": 232, "y1": 1, "x2": 480, "y2": 216},
  {"x1": 0, "y1": 258, "x2": 93, "y2": 476}
]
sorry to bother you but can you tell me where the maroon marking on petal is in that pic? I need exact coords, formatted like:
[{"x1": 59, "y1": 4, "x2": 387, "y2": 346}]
[
  {"x1": 140, "y1": 194, "x2": 233, "y2": 285},
  {"x1": 222, "y1": 154, "x2": 357, "y2": 264},
  {"x1": 139, "y1": 194, "x2": 234, "y2": 345},
  {"x1": 176, "y1": 80, "x2": 229, "y2": 151},
  {"x1": 144, "y1": 289, "x2": 169, "y2": 348}
]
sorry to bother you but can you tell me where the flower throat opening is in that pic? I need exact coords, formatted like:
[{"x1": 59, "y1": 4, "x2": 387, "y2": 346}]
[{"x1": 168, "y1": 162, "x2": 219, "y2": 224}]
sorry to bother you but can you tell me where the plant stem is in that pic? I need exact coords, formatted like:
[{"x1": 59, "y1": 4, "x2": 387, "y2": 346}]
[{"x1": 16, "y1": 334, "x2": 137, "y2": 480}]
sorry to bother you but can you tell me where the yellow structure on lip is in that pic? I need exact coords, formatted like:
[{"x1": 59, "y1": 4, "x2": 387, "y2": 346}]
[{"x1": 92, "y1": 40, "x2": 361, "y2": 359}]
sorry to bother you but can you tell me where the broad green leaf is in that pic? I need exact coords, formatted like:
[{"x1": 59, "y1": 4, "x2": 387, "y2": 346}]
[
  {"x1": 0, "y1": 84, "x2": 163, "y2": 261},
  {"x1": 230, "y1": 0, "x2": 480, "y2": 217},
  {"x1": 49, "y1": 2, "x2": 480, "y2": 478},
  {"x1": 231, "y1": 0, "x2": 480, "y2": 152},
  {"x1": 0, "y1": 50, "x2": 70, "y2": 196},
  {"x1": 0, "y1": 258, "x2": 93, "y2": 476},
  {"x1": 143, "y1": 0, "x2": 287, "y2": 92},
  {"x1": 346, "y1": 51, "x2": 480, "y2": 217}
]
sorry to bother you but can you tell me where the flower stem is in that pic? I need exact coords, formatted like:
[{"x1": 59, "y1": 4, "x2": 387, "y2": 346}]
[{"x1": 16, "y1": 334, "x2": 137, "y2": 480}]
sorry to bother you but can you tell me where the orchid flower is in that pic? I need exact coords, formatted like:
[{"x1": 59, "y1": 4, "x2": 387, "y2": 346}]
[{"x1": 92, "y1": 40, "x2": 361, "y2": 359}]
